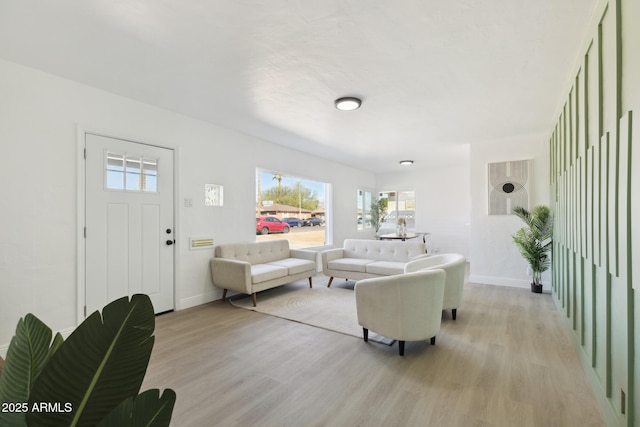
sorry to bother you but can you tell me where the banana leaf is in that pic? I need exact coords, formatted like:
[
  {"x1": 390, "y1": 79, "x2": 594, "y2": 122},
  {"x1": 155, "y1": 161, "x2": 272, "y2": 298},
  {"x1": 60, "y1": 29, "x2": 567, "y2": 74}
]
[
  {"x1": 96, "y1": 388, "x2": 176, "y2": 427},
  {"x1": 0, "y1": 314, "x2": 63, "y2": 427},
  {"x1": 27, "y1": 294, "x2": 156, "y2": 427}
]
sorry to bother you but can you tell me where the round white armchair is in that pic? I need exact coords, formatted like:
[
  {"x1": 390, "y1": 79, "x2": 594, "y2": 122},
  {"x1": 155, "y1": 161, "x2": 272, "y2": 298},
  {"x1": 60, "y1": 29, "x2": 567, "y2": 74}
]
[
  {"x1": 404, "y1": 253, "x2": 466, "y2": 320},
  {"x1": 355, "y1": 269, "x2": 446, "y2": 356}
]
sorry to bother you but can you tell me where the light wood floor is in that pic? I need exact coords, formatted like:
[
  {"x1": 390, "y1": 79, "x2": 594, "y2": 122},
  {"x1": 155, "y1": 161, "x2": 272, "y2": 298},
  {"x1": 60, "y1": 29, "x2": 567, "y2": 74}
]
[{"x1": 143, "y1": 275, "x2": 605, "y2": 427}]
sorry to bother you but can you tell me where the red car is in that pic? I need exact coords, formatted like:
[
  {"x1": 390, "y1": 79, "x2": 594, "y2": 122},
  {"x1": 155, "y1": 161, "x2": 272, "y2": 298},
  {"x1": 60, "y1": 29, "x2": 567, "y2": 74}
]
[{"x1": 256, "y1": 216, "x2": 290, "y2": 235}]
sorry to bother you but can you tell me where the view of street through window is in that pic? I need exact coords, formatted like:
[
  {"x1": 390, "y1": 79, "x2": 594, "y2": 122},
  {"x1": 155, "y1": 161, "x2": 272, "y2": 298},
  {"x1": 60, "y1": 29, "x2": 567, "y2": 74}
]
[{"x1": 256, "y1": 170, "x2": 327, "y2": 248}]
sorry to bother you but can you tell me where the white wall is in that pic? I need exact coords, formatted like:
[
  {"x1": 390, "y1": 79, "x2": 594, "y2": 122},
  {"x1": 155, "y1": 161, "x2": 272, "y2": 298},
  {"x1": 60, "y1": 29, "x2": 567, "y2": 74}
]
[
  {"x1": 0, "y1": 55, "x2": 553, "y2": 356},
  {"x1": 468, "y1": 134, "x2": 550, "y2": 289},
  {"x1": 376, "y1": 153, "x2": 471, "y2": 258},
  {"x1": 0, "y1": 58, "x2": 374, "y2": 353}
]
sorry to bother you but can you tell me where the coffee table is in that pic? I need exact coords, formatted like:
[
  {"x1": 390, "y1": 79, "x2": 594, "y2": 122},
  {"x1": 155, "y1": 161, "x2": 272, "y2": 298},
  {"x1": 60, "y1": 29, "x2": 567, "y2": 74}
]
[{"x1": 376, "y1": 233, "x2": 419, "y2": 242}]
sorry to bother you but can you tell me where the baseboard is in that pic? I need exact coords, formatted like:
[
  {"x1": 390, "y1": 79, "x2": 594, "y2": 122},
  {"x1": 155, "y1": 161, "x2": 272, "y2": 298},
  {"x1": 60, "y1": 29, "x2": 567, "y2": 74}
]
[
  {"x1": 467, "y1": 274, "x2": 551, "y2": 292},
  {"x1": 468, "y1": 274, "x2": 531, "y2": 288},
  {"x1": 178, "y1": 291, "x2": 219, "y2": 310}
]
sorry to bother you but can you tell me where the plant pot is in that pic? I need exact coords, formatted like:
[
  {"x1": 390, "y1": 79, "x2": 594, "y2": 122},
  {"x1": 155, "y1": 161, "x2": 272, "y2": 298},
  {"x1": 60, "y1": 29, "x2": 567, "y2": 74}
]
[{"x1": 531, "y1": 283, "x2": 543, "y2": 293}]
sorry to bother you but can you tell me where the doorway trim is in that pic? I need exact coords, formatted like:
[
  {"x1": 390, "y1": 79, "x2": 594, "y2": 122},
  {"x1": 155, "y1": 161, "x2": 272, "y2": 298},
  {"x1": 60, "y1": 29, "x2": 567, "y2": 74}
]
[{"x1": 76, "y1": 126, "x2": 180, "y2": 325}]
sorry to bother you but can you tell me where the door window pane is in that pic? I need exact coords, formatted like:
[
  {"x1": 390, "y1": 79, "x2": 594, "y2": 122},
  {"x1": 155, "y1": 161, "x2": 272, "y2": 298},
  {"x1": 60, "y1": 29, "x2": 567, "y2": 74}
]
[
  {"x1": 105, "y1": 151, "x2": 158, "y2": 193},
  {"x1": 125, "y1": 156, "x2": 142, "y2": 191},
  {"x1": 106, "y1": 153, "x2": 125, "y2": 190},
  {"x1": 143, "y1": 158, "x2": 158, "y2": 192}
]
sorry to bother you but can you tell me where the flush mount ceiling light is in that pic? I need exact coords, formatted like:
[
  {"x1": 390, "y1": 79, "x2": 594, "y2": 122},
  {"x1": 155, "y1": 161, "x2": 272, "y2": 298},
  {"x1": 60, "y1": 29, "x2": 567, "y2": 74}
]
[
  {"x1": 399, "y1": 160, "x2": 414, "y2": 165},
  {"x1": 334, "y1": 97, "x2": 362, "y2": 111}
]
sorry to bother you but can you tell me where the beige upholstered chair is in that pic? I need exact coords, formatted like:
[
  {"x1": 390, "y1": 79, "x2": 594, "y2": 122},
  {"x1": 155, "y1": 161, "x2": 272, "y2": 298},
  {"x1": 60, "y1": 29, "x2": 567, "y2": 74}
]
[
  {"x1": 355, "y1": 269, "x2": 446, "y2": 356},
  {"x1": 404, "y1": 253, "x2": 466, "y2": 320}
]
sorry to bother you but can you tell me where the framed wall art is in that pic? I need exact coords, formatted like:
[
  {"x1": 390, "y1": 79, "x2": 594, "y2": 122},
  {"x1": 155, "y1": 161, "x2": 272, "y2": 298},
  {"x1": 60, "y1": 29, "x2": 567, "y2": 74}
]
[{"x1": 205, "y1": 184, "x2": 223, "y2": 207}]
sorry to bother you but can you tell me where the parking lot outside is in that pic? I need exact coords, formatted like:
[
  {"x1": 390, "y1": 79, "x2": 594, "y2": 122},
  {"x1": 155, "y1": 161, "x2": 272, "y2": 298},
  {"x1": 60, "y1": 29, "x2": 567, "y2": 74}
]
[{"x1": 256, "y1": 226, "x2": 326, "y2": 249}]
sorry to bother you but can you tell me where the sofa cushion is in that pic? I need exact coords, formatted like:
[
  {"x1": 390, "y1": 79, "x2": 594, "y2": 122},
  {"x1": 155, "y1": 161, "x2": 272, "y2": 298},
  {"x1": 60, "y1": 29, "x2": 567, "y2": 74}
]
[
  {"x1": 251, "y1": 264, "x2": 288, "y2": 284},
  {"x1": 328, "y1": 258, "x2": 374, "y2": 273},
  {"x1": 216, "y1": 240, "x2": 290, "y2": 265},
  {"x1": 268, "y1": 258, "x2": 315, "y2": 275},
  {"x1": 342, "y1": 239, "x2": 425, "y2": 262},
  {"x1": 365, "y1": 261, "x2": 407, "y2": 276}
]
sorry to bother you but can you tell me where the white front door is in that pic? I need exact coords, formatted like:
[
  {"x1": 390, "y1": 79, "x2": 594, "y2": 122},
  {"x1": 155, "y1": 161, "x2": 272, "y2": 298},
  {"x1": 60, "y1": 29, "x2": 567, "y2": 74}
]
[{"x1": 85, "y1": 133, "x2": 174, "y2": 315}]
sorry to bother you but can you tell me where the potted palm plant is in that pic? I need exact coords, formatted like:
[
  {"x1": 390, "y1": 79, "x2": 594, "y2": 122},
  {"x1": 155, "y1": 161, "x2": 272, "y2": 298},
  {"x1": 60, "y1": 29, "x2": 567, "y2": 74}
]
[{"x1": 512, "y1": 205, "x2": 552, "y2": 293}]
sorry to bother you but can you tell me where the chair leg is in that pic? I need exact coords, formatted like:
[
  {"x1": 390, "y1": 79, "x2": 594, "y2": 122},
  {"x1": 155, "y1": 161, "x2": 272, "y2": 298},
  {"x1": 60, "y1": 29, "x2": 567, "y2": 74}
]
[
  {"x1": 308, "y1": 277, "x2": 313, "y2": 288},
  {"x1": 430, "y1": 336, "x2": 436, "y2": 345},
  {"x1": 363, "y1": 328, "x2": 368, "y2": 342},
  {"x1": 222, "y1": 289, "x2": 228, "y2": 302},
  {"x1": 398, "y1": 341, "x2": 405, "y2": 356},
  {"x1": 452, "y1": 309, "x2": 457, "y2": 320},
  {"x1": 327, "y1": 277, "x2": 334, "y2": 287},
  {"x1": 251, "y1": 293, "x2": 257, "y2": 307}
]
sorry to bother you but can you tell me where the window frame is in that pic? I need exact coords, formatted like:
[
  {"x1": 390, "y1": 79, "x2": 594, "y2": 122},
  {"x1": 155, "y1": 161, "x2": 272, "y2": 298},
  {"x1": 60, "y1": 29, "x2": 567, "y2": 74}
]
[
  {"x1": 378, "y1": 190, "x2": 416, "y2": 233},
  {"x1": 356, "y1": 189, "x2": 374, "y2": 231}
]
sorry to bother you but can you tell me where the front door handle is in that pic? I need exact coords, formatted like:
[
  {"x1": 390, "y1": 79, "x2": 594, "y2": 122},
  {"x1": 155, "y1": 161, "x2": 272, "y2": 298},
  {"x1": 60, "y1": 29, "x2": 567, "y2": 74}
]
[{"x1": 166, "y1": 240, "x2": 174, "y2": 246}]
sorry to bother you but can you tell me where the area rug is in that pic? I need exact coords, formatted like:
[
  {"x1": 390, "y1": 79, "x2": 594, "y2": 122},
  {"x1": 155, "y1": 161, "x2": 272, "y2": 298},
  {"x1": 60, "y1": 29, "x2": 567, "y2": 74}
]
[{"x1": 228, "y1": 282, "x2": 394, "y2": 345}]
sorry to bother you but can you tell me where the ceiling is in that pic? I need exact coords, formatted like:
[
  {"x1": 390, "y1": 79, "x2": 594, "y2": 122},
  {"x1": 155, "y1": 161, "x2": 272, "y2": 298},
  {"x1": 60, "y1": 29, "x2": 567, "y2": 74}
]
[{"x1": 0, "y1": 0, "x2": 598, "y2": 173}]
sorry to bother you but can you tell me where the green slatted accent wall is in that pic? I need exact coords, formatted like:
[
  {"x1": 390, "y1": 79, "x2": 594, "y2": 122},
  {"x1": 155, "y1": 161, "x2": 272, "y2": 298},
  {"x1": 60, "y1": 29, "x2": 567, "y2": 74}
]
[{"x1": 550, "y1": 1, "x2": 637, "y2": 426}]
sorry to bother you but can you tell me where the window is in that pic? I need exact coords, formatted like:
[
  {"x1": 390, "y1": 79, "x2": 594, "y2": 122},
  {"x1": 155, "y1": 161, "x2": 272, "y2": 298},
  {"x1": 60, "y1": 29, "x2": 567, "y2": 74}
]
[
  {"x1": 356, "y1": 189, "x2": 373, "y2": 230},
  {"x1": 106, "y1": 152, "x2": 158, "y2": 192},
  {"x1": 256, "y1": 170, "x2": 327, "y2": 249},
  {"x1": 378, "y1": 190, "x2": 416, "y2": 233}
]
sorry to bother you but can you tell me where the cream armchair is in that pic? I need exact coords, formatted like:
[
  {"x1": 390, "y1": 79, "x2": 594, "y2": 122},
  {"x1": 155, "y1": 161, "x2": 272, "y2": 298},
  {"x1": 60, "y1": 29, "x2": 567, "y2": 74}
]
[
  {"x1": 355, "y1": 269, "x2": 445, "y2": 356},
  {"x1": 404, "y1": 253, "x2": 466, "y2": 320}
]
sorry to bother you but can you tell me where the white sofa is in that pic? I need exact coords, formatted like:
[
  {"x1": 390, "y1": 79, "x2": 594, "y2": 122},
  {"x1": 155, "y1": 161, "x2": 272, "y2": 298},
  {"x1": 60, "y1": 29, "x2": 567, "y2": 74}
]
[
  {"x1": 321, "y1": 239, "x2": 428, "y2": 287},
  {"x1": 355, "y1": 269, "x2": 446, "y2": 356},
  {"x1": 210, "y1": 240, "x2": 317, "y2": 306},
  {"x1": 404, "y1": 253, "x2": 466, "y2": 319}
]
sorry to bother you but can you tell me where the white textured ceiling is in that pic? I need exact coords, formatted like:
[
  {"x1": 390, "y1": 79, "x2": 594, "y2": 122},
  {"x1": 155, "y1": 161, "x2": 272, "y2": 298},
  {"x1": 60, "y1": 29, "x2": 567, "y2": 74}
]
[{"x1": 0, "y1": 0, "x2": 598, "y2": 172}]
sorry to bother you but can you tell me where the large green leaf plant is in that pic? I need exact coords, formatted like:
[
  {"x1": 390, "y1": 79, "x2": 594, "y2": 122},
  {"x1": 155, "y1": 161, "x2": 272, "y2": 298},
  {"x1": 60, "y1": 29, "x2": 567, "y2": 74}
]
[
  {"x1": 512, "y1": 205, "x2": 553, "y2": 286},
  {"x1": 0, "y1": 294, "x2": 175, "y2": 427}
]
